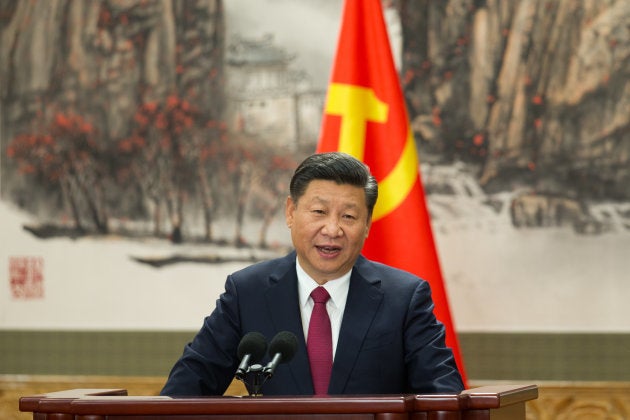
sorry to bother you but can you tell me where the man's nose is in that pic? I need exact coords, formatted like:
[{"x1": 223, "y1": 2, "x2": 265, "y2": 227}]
[{"x1": 321, "y1": 217, "x2": 343, "y2": 237}]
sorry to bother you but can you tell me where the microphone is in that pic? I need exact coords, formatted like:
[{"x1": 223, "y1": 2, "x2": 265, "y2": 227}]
[
  {"x1": 235, "y1": 332, "x2": 268, "y2": 380},
  {"x1": 263, "y1": 331, "x2": 298, "y2": 378}
]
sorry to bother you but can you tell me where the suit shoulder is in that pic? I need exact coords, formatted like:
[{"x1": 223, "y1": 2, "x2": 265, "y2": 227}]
[
  {"x1": 229, "y1": 253, "x2": 294, "y2": 284},
  {"x1": 358, "y1": 257, "x2": 427, "y2": 289}
]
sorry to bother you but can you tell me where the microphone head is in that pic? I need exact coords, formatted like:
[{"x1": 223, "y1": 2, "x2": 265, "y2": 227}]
[
  {"x1": 237, "y1": 331, "x2": 268, "y2": 362},
  {"x1": 268, "y1": 331, "x2": 298, "y2": 363}
]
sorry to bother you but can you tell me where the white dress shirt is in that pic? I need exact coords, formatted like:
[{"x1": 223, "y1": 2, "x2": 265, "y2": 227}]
[{"x1": 296, "y1": 257, "x2": 351, "y2": 360}]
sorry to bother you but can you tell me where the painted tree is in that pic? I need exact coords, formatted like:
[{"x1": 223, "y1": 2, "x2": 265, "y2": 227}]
[
  {"x1": 249, "y1": 153, "x2": 297, "y2": 249},
  {"x1": 7, "y1": 112, "x2": 108, "y2": 233},
  {"x1": 119, "y1": 95, "x2": 205, "y2": 243}
]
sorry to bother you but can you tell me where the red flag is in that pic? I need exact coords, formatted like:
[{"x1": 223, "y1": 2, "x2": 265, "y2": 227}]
[{"x1": 317, "y1": 0, "x2": 467, "y2": 385}]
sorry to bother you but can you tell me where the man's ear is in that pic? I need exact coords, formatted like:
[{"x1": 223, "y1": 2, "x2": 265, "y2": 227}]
[{"x1": 285, "y1": 196, "x2": 295, "y2": 228}]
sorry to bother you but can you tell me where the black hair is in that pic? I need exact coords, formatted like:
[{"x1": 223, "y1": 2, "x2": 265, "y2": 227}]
[{"x1": 289, "y1": 152, "x2": 378, "y2": 215}]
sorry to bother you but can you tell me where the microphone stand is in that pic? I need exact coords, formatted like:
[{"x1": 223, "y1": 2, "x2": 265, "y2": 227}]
[{"x1": 238, "y1": 363, "x2": 266, "y2": 396}]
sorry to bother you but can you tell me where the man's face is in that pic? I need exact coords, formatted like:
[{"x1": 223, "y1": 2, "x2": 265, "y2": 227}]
[{"x1": 285, "y1": 180, "x2": 372, "y2": 284}]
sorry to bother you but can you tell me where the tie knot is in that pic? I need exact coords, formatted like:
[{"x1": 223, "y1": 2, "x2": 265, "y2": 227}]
[{"x1": 310, "y1": 286, "x2": 330, "y2": 304}]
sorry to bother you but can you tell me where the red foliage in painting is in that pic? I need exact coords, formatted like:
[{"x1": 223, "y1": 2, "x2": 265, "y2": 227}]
[
  {"x1": 117, "y1": 134, "x2": 146, "y2": 153},
  {"x1": 402, "y1": 69, "x2": 415, "y2": 86},
  {"x1": 7, "y1": 112, "x2": 98, "y2": 181},
  {"x1": 455, "y1": 36, "x2": 469, "y2": 47},
  {"x1": 473, "y1": 133, "x2": 485, "y2": 146},
  {"x1": 271, "y1": 155, "x2": 296, "y2": 171},
  {"x1": 120, "y1": 95, "x2": 201, "y2": 158},
  {"x1": 98, "y1": 8, "x2": 112, "y2": 27},
  {"x1": 431, "y1": 107, "x2": 442, "y2": 127}
]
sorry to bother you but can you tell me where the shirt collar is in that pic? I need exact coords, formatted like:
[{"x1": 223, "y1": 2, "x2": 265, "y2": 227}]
[{"x1": 296, "y1": 257, "x2": 352, "y2": 308}]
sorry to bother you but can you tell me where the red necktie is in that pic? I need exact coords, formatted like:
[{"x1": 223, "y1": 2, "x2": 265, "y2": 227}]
[{"x1": 307, "y1": 286, "x2": 332, "y2": 395}]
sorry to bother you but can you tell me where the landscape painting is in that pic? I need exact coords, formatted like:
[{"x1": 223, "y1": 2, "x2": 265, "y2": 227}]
[{"x1": 1, "y1": 0, "x2": 628, "y2": 333}]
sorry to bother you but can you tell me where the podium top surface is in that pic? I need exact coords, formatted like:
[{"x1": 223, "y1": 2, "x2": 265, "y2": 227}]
[{"x1": 20, "y1": 384, "x2": 538, "y2": 418}]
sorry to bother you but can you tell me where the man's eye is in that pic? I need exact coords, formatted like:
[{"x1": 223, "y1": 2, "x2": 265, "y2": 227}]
[{"x1": 343, "y1": 214, "x2": 356, "y2": 220}]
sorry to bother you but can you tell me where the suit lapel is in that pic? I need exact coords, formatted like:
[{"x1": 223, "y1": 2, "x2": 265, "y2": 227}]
[
  {"x1": 328, "y1": 258, "x2": 383, "y2": 394},
  {"x1": 264, "y1": 254, "x2": 313, "y2": 394}
]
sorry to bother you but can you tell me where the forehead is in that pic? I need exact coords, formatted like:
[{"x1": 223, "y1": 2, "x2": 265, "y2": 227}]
[{"x1": 300, "y1": 180, "x2": 366, "y2": 206}]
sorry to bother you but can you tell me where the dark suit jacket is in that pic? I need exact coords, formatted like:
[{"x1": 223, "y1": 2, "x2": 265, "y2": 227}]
[{"x1": 160, "y1": 252, "x2": 464, "y2": 396}]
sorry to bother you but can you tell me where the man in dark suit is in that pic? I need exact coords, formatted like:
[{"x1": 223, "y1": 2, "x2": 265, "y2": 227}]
[{"x1": 161, "y1": 152, "x2": 464, "y2": 396}]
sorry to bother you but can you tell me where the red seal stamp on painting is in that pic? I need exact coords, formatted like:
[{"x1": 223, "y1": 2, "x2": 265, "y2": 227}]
[{"x1": 9, "y1": 256, "x2": 44, "y2": 299}]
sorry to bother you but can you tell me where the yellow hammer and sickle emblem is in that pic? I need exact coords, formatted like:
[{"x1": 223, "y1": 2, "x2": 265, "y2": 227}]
[{"x1": 324, "y1": 83, "x2": 419, "y2": 222}]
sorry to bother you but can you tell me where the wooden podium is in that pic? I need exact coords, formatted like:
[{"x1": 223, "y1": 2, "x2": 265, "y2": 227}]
[{"x1": 20, "y1": 384, "x2": 537, "y2": 420}]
